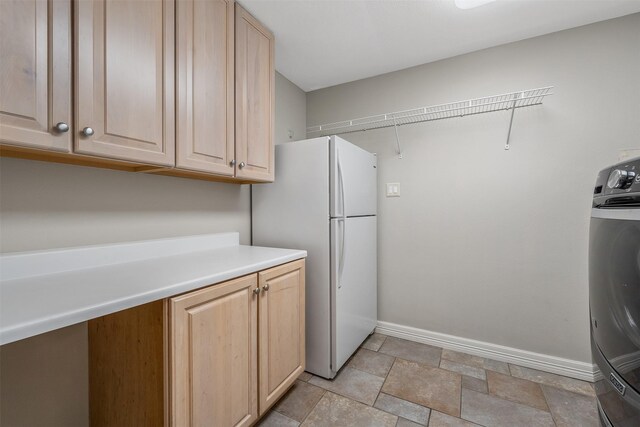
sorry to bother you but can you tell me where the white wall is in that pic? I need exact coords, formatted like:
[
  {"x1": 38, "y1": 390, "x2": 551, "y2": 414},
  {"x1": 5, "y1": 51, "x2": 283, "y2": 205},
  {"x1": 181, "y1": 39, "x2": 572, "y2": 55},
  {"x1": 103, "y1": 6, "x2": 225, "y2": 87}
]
[
  {"x1": 0, "y1": 72, "x2": 307, "y2": 425},
  {"x1": 307, "y1": 13, "x2": 640, "y2": 365}
]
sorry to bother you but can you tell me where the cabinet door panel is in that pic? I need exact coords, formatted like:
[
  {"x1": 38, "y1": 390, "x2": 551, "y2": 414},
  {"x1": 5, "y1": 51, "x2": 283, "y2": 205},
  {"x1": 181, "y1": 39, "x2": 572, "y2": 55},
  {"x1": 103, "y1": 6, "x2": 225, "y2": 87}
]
[
  {"x1": 235, "y1": 4, "x2": 274, "y2": 182},
  {"x1": 171, "y1": 274, "x2": 258, "y2": 427},
  {"x1": 75, "y1": 0, "x2": 174, "y2": 165},
  {"x1": 176, "y1": 0, "x2": 234, "y2": 175},
  {"x1": 258, "y1": 260, "x2": 305, "y2": 414},
  {"x1": 0, "y1": 0, "x2": 71, "y2": 151}
]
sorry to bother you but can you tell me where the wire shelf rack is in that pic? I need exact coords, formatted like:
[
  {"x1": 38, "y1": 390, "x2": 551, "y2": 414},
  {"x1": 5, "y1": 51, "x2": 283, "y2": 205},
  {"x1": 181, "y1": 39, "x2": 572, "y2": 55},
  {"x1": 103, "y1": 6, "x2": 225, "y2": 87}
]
[{"x1": 306, "y1": 86, "x2": 553, "y2": 155}]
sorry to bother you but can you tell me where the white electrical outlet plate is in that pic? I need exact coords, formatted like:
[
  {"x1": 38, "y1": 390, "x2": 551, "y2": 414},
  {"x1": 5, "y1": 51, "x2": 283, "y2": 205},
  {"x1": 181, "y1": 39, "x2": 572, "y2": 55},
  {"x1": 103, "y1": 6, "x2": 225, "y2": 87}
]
[{"x1": 386, "y1": 183, "x2": 400, "y2": 197}]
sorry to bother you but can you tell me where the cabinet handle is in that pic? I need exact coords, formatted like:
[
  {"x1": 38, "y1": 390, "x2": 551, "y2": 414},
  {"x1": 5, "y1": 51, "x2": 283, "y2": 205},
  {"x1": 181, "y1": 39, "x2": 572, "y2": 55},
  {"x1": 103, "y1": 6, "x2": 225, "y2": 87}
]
[
  {"x1": 230, "y1": 159, "x2": 236, "y2": 167},
  {"x1": 82, "y1": 127, "x2": 94, "y2": 137},
  {"x1": 239, "y1": 162, "x2": 246, "y2": 169},
  {"x1": 253, "y1": 287, "x2": 261, "y2": 295},
  {"x1": 54, "y1": 122, "x2": 69, "y2": 133},
  {"x1": 262, "y1": 284, "x2": 269, "y2": 292}
]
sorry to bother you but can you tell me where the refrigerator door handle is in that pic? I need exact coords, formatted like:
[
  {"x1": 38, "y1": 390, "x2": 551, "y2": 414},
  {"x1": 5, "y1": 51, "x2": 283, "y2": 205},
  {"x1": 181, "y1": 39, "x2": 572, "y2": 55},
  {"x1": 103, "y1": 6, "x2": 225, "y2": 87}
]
[
  {"x1": 336, "y1": 147, "x2": 347, "y2": 288},
  {"x1": 337, "y1": 149, "x2": 346, "y2": 218},
  {"x1": 338, "y1": 218, "x2": 346, "y2": 288}
]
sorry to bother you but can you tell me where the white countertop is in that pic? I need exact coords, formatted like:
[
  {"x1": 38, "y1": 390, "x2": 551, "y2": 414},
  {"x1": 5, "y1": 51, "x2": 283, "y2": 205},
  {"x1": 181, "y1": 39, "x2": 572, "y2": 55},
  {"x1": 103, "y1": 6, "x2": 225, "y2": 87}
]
[{"x1": 0, "y1": 233, "x2": 306, "y2": 345}]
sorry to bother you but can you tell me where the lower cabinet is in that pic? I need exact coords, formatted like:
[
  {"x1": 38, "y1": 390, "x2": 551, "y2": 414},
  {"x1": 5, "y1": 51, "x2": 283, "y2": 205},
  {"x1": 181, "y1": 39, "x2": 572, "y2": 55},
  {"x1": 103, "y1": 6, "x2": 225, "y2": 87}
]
[
  {"x1": 258, "y1": 262, "x2": 306, "y2": 415},
  {"x1": 88, "y1": 259, "x2": 305, "y2": 427},
  {"x1": 171, "y1": 273, "x2": 258, "y2": 427}
]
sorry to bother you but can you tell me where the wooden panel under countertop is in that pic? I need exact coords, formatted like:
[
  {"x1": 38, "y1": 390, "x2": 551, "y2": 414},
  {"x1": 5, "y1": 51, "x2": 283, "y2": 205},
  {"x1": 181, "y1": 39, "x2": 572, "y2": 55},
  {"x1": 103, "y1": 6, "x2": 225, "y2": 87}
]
[{"x1": 88, "y1": 300, "x2": 167, "y2": 427}]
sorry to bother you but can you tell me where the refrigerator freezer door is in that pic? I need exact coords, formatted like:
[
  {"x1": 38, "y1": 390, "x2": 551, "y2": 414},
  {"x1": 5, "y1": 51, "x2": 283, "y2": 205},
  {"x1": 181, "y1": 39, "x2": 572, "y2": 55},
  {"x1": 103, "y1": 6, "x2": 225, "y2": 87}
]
[
  {"x1": 330, "y1": 136, "x2": 377, "y2": 218},
  {"x1": 331, "y1": 216, "x2": 377, "y2": 374}
]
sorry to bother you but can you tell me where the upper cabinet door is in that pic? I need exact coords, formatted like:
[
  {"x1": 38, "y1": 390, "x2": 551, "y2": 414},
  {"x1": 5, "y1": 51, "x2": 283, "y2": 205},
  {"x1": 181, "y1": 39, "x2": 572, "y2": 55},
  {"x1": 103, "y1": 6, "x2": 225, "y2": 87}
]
[
  {"x1": 176, "y1": 0, "x2": 235, "y2": 175},
  {"x1": 235, "y1": 4, "x2": 274, "y2": 182},
  {"x1": 75, "y1": 0, "x2": 175, "y2": 166},
  {"x1": 0, "y1": 0, "x2": 72, "y2": 152}
]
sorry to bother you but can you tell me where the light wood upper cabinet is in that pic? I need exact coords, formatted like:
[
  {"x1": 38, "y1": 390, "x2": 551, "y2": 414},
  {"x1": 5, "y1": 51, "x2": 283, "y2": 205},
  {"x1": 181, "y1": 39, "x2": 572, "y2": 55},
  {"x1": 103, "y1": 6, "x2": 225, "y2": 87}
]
[
  {"x1": 258, "y1": 259, "x2": 306, "y2": 414},
  {"x1": 235, "y1": 4, "x2": 275, "y2": 182},
  {"x1": 176, "y1": 0, "x2": 235, "y2": 175},
  {"x1": 74, "y1": 0, "x2": 175, "y2": 166},
  {"x1": 0, "y1": 0, "x2": 72, "y2": 152},
  {"x1": 1, "y1": 0, "x2": 277, "y2": 184},
  {"x1": 170, "y1": 274, "x2": 258, "y2": 427}
]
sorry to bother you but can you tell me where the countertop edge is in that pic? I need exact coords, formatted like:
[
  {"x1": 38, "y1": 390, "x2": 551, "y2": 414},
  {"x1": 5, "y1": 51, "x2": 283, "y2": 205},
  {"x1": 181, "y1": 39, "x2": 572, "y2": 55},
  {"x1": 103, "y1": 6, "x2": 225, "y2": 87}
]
[{"x1": 1, "y1": 251, "x2": 306, "y2": 346}]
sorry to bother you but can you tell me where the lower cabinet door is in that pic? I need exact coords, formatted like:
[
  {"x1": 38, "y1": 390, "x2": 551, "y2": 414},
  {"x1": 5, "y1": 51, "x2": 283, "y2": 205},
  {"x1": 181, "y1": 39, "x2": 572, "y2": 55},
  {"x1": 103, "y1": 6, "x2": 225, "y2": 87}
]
[
  {"x1": 170, "y1": 274, "x2": 258, "y2": 427},
  {"x1": 258, "y1": 259, "x2": 306, "y2": 414}
]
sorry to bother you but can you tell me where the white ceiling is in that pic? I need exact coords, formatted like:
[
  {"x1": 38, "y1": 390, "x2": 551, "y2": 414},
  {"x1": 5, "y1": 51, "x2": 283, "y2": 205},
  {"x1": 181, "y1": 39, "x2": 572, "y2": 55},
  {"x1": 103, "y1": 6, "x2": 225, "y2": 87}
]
[{"x1": 240, "y1": 0, "x2": 640, "y2": 91}]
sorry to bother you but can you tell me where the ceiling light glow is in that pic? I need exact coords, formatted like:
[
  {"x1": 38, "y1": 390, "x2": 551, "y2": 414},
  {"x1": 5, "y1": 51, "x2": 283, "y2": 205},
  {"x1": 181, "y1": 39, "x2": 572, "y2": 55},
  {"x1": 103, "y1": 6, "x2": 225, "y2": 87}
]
[{"x1": 455, "y1": 0, "x2": 497, "y2": 9}]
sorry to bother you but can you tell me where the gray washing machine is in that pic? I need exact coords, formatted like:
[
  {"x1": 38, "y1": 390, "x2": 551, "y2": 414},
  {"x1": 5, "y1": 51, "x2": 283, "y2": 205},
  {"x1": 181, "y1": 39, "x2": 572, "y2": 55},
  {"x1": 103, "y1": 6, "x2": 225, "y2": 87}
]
[{"x1": 590, "y1": 157, "x2": 640, "y2": 427}]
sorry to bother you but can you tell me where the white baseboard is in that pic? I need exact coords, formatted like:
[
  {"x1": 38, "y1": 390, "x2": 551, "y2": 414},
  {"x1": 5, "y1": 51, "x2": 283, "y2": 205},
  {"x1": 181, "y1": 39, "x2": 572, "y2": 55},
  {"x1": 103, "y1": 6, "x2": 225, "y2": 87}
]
[{"x1": 376, "y1": 321, "x2": 600, "y2": 383}]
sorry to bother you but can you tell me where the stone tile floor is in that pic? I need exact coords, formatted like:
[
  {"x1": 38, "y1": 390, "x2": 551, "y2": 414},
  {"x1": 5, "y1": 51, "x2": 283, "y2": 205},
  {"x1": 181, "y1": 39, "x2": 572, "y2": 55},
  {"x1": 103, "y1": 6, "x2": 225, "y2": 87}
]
[{"x1": 258, "y1": 333, "x2": 599, "y2": 427}]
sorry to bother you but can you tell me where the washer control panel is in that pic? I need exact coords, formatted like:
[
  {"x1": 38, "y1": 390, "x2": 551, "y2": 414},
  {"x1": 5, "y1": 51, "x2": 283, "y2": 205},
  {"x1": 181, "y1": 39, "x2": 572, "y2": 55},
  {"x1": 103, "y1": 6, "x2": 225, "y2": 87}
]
[
  {"x1": 607, "y1": 169, "x2": 636, "y2": 190},
  {"x1": 602, "y1": 157, "x2": 640, "y2": 195}
]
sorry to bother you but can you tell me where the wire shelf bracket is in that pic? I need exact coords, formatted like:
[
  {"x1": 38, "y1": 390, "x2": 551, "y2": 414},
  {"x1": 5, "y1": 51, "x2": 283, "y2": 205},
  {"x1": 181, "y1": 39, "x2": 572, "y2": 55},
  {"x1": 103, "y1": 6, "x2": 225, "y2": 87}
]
[
  {"x1": 504, "y1": 91, "x2": 521, "y2": 151},
  {"x1": 392, "y1": 116, "x2": 403, "y2": 159},
  {"x1": 306, "y1": 86, "x2": 553, "y2": 157}
]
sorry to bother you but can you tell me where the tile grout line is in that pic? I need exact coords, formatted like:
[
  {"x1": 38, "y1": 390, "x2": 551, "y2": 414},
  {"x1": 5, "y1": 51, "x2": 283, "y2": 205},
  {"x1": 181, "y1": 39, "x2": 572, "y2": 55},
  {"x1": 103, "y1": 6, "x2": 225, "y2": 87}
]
[
  {"x1": 301, "y1": 338, "x2": 395, "y2": 422},
  {"x1": 370, "y1": 339, "x2": 438, "y2": 426},
  {"x1": 458, "y1": 357, "x2": 463, "y2": 423},
  {"x1": 376, "y1": 340, "x2": 467, "y2": 425},
  {"x1": 289, "y1": 387, "x2": 327, "y2": 426},
  {"x1": 369, "y1": 334, "x2": 400, "y2": 423},
  {"x1": 371, "y1": 356, "x2": 397, "y2": 422},
  {"x1": 378, "y1": 337, "x2": 548, "y2": 427},
  {"x1": 483, "y1": 369, "x2": 555, "y2": 414},
  {"x1": 540, "y1": 385, "x2": 560, "y2": 427},
  {"x1": 352, "y1": 337, "x2": 424, "y2": 425},
  {"x1": 288, "y1": 335, "x2": 588, "y2": 427}
]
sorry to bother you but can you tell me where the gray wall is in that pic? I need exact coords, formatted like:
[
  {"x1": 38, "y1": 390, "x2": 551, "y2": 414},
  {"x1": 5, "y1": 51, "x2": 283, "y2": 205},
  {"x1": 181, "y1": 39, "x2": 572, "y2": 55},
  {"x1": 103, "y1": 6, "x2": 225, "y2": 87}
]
[
  {"x1": 0, "y1": 159, "x2": 251, "y2": 252},
  {"x1": 276, "y1": 71, "x2": 307, "y2": 144},
  {"x1": 0, "y1": 73, "x2": 307, "y2": 425},
  {"x1": 307, "y1": 13, "x2": 640, "y2": 364}
]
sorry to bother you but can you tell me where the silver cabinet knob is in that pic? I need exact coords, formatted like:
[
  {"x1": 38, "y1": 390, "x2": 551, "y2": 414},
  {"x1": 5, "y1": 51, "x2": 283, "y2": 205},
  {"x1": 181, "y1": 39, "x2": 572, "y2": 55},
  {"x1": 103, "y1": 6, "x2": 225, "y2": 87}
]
[
  {"x1": 239, "y1": 161, "x2": 246, "y2": 169},
  {"x1": 230, "y1": 159, "x2": 236, "y2": 167},
  {"x1": 253, "y1": 288, "x2": 261, "y2": 295},
  {"x1": 82, "y1": 127, "x2": 94, "y2": 136},
  {"x1": 54, "y1": 122, "x2": 69, "y2": 133},
  {"x1": 262, "y1": 284, "x2": 269, "y2": 292}
]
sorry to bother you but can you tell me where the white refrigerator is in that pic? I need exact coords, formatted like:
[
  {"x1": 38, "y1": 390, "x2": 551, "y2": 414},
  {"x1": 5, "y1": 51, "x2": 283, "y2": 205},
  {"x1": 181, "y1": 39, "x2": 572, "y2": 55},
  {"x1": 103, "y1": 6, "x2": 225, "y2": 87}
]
[{"x1": 252, "y1": 135, "x2": 377, "y2": 379}]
